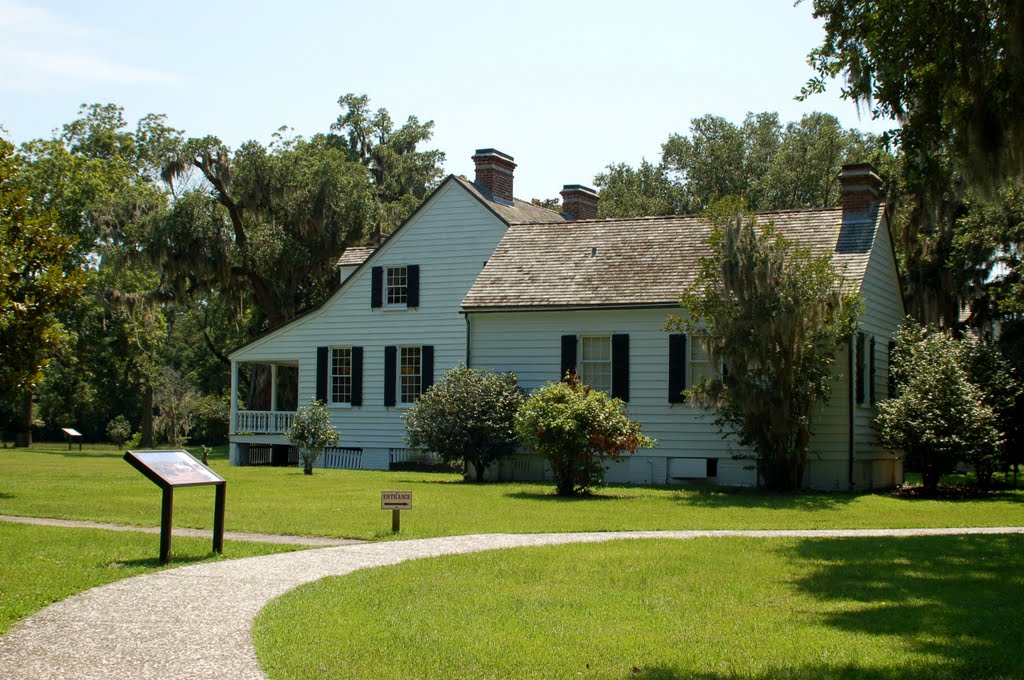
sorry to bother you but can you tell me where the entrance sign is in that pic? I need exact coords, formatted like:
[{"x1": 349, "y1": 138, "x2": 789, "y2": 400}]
[
  {"x1": 124, "y1": 450, "x2": 226, "y2": 563},
  {"x1": 381, "y1": 490, "x2": 412, "y2": 532},
  {"x1": 380, "y1": 490, "x2": 413, "y2": 510}
]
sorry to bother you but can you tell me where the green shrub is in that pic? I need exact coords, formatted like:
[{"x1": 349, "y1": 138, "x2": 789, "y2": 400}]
[
  {"x1": 288, "y1": 398, "x2": 339, "y2": 475},
  {"x1": 516, "y1": 375, "x2": 654, "y2": 496},
  {"x1": 403, "y1": 364, "x2": 524, "y2": 482},
  {"x1": 105, "y1": 415, "x2": 132, "y2": 447},
  {"x1": 190, "y1": 394, "x2": 230, "y2": 445},
  {"x1": 877, "y1": 322, "x2": 1005, "y2": 494}
]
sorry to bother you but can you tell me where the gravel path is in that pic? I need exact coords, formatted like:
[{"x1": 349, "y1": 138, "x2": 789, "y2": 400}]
[
  {"x1": 2, "y1": 526, "x2": 1023, "y2": 679},
  {"x1": 0, "y1": 514, "x2": 362, "y2": 547}
]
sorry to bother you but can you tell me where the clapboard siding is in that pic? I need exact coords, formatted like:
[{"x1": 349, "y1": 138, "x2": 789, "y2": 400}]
[
  {"x1": 231, "y1": 181, "x2": 509, "y2": 453},
  {"x1": 470, "y1": 306, "x2": 879, "y2": 489}
]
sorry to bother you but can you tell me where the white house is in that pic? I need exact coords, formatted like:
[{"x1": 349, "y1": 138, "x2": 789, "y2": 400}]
[{"x1": 228, "y1": 150, "x2": 905, "y2": 490}]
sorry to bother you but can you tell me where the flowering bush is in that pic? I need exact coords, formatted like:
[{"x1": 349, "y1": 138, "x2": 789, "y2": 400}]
[
  {"x1": 516, "y1": 374, "x2": 654, "y2": 496},
  {"x1": 288, "y1": 398, "x2": 339, "y2": 475}
]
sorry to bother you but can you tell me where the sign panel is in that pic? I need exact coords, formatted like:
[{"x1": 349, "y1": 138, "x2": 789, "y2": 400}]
[
  {"x1": 381, "y1": 490, "x2": 413, "y2": 510},
  {"x1": 125, "y1": 450, "x2": 225, "y2": 488},
  {"x1": 61, "y1": 427, "x2": 82, "y2": 437}
]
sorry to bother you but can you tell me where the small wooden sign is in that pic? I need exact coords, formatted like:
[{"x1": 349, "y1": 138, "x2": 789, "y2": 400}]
[
  {"x1": 381, "y1": 490, "x2": 412, "y2": 532},
  {"x1": 381, "y1": 490, "x2": 412, "y2": 510}
]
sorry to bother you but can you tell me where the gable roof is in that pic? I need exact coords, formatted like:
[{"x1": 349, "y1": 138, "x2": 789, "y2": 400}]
[
  {"x1": 461, "y1": 205, "x2": 883, "y2": 310},
  {"x1": 453, "y1": 176, "x2": 567, "y2": 224},
  {"x1": 335, "y1": 246, "x2": 376, "y2": 267},
  {"x1": 229, "y1": 174, "x2": 564, "y2": 358}
]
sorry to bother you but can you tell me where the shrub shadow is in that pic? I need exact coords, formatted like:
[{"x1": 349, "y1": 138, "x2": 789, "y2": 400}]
[
  {"x1": 504, "y1": 491, "x2": 634, "y2": 501},
  {"x1": 673, "y1": 484, "x2": 860, "y2": 510}
]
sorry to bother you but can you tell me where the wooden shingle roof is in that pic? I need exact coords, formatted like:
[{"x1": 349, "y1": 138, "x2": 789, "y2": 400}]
[
  {"x1": 454, "y1": 176, "x2": 567, "y2": 225},
  {"x1": 462, "y1": 206, "x2": 883, "y2": 310},
  {"x1": 335, "y1": 246, "x2": 376, "y2": 267}
]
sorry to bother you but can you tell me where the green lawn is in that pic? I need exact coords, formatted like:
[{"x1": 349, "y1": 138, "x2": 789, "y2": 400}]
[
  {"x1": 1, "y1": 444, "x2": 1022, "y2": 540},
  {"x1": 254, "y1": 535, "x2": 1024, "y2": 679},
  {"x1": 0, "y1": 521, "x2": 298, "y2": 635}
]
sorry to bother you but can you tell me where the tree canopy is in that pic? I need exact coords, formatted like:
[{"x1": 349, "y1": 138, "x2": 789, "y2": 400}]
[
  {"x1": 803, "y1": 0, "x2": 1024, "y2": 190},
  {"x1": 595, "y1": 112, "x2": 888, "y2": 218},
  {"x1": 671, "y1": 199, "x2": 861, "y2": 490}
]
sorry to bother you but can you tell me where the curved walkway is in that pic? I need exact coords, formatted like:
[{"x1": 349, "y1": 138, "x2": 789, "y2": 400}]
[{"x1": 2, "y1": 526, "x2": 1023, "y2": 679}]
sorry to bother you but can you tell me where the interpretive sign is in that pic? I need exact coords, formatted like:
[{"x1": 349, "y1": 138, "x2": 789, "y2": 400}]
[
  {"x1": 381, "y1": 490, "x2": 412, "y2": 532},
  {"x1": 124, "y1": 450, "x2": 226, "y2": 563},
  {"x1": 61, "y1": 427, "x2": 83, "y2": 451}
]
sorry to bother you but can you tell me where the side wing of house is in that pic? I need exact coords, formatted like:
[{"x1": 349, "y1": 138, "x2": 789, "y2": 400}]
[
  {"x1": 228, "y1": 179, "x2": 511, "y2": 469},
  {"x1": 469, "y1": 307, "x2": 759, "y2": 486}
]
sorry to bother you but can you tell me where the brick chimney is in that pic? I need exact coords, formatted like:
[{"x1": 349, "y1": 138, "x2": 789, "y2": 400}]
[
  {"x1": 839, "y1": 163, "x2": 883, "y2": 216},
  {"x1": 472, "y1": 149, "x2": 516, "y2": 202},
  {"x1": 561, "y1": 184, "x2": 599, "y2": 220}
]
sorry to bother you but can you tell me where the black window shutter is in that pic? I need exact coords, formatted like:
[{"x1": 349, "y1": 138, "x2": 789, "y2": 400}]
[
  {"x1": 384, "y1": 345, "x2": 396, "y2": 406},
  {"x1": 316, "y1": 347, "x2": 328, "y2": 402},
  {"x1": 888, "y1": 340, "x2": 897, "y2": 398},
  {"x1": 421, "y1": 345, "x2": 434, "y2": 392},
  {"x1": 407, "y1": 265, "x2": 420, "y2": 307},
  {"x1": 668, "y1": 334, "x2": 686, "y2": 403},
  {"x1": 855, "y1": 333, "x2": 865, "y2": 404},
  {"x1": 351, "y1": 346, "x2": 363, "y2": 406},
  {"x1": 869, "y1": 336, "x2": 876, "y2": 405},
  {"x1": 560, "y1": 335, "x2": 577, "y2": 380},
  {"x1": 371, "y1": 267, "x2": 383, "y2": 308},
  {"x1": 611, "y1": 334, "x2": 630, "y2": 401}
]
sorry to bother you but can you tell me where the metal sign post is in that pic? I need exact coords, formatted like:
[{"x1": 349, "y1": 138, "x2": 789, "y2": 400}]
[
  {"x1": 381, "y1": 490, "x2": 412, "y2": 532},
  {"x1": 124, "y1": 450, "x2": 227, "y2": 564}
]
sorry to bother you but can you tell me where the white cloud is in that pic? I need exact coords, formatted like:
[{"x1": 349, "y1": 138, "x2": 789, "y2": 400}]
[{"x1": 0, "y1": 0, "x2": 180, "y2": 92}]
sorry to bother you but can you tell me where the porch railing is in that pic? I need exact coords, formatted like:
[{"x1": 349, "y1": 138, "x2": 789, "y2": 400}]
[{"x1": 235, "y1": 410, "x2": 296, "y2": 434}]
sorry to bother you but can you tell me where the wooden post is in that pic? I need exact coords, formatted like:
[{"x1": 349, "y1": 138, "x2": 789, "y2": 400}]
[
  {"x1": 213, "y1": 483, "x2": 226, "y2": 554},
  {"x1": 392, "y1": 508, "x2": 400, "y2": 532},
  {"x1": 160, "y1": 487, "x2": 174, "y2": 564}
]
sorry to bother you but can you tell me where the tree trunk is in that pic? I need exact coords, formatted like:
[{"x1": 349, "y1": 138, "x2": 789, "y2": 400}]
[
  {"x1": 472, "y1": 458, "x2": 487, "y2": 483},
  {"x1": 140, "y1": 383, "x2": 154, "y2": 447},
  {"x1": 14, "y1": 391, "x2": 33, "y2": 448}
]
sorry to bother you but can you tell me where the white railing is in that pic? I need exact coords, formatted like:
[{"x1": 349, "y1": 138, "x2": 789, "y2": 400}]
[
  {"x1": 235, "y1": 410, "x2": 296, "y2": 434},
  {"x1": 318, "y1": 447, "x2": 363, "y2": 470}
]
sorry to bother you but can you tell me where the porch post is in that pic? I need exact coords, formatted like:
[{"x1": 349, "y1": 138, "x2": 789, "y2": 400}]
[
  {"x1": 230, "y1": 360, "x2": 239, "y2": 432},
  {"x1": 270, "y1": 363, "x2": 278, "y2": 412}
]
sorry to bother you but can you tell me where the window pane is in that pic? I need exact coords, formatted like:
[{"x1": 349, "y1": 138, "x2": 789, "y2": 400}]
[
  {"x1": 331, "y1": 348, "x2": 352, "y2": 403},
  {"x1": 400, "y1": 346, "x2": 421, "y2": 403},
  {"x1": 386, "y1": 266, "x2": 408, "y2": 305},
  {"x1": 580, "y1": 336, "x2": 612, "y2": 392},
  {"x1": 582, "y1": 336, "x2": 610, "y2": 361}
]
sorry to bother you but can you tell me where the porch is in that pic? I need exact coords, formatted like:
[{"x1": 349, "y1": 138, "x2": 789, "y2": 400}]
[{"x1": 229, "y1": 358, "x2": 299, "y2": 434}]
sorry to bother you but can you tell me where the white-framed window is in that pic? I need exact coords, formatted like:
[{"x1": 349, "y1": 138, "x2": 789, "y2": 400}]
[
  {"x1": 580, "y1": 335, "x2": 612, "y2": 393},
  {"x1": 330, "y1": 347, "x2": 352, "y2": 404},
  {"x1": 386, "y1": 266, "x2": 408, "y2": 307},
  {"x1": 690, "y1": 335, "x2": 719, "y2": 383},
  {"x1": 399, "y1": 346, "x2": 422, "y2": 404}
]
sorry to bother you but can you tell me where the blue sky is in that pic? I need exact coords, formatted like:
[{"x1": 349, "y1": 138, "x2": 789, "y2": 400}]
[{"x1": 0, "y1": 0, "x2": 892, "y2": 201}]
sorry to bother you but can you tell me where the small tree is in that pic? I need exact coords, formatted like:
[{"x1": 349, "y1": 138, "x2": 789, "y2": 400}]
[
  {"x1": 403, "y1": 364, "x2": 524, "y2": 482},
  {"x1": 106, "y1": 415, "x2": 132, "y2": 447},
  {"x1": 877, "y1": 322, "x2": 1006, "y2": 494},
  {"x1": 672, "y1": 200, "x2": 861, "y2": 490},
  {"x1": 516, "y1": 374, "x2": 654, "y2": 496},
  {"x1": 288, "y1": 398, "x2": 339, "y2": 475}
]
